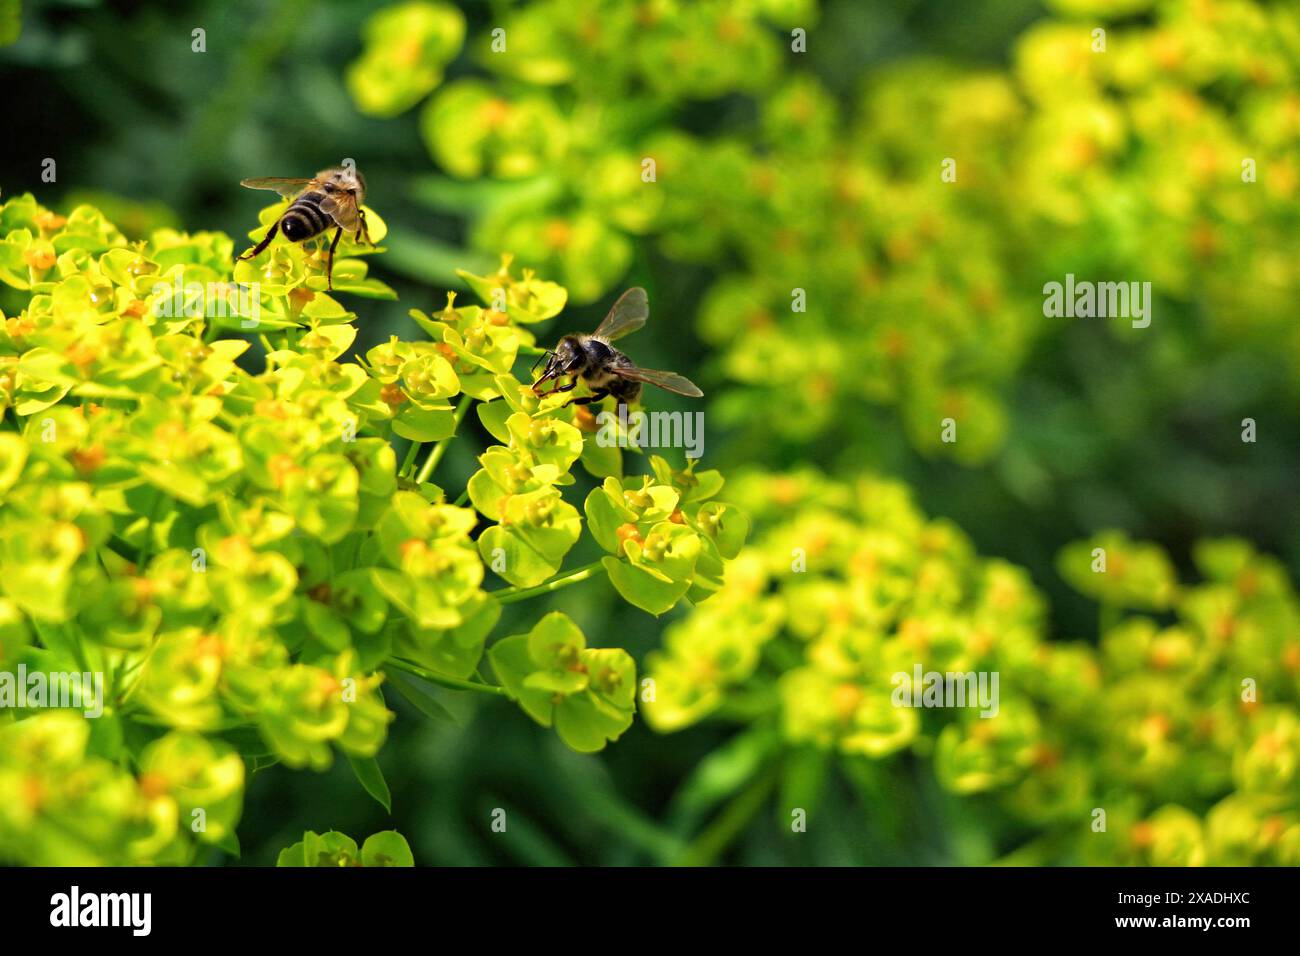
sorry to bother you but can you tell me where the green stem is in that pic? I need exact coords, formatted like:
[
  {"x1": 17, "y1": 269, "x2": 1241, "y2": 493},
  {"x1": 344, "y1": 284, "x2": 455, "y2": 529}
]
[
  {"x1": 116, "y1": 634, "x2": 163, "y2": 707},
  {"x1": 415, "y1": 395, "x2": 473, "y2": 485},
  {"x1": 384, "y1": 656, "x2": 506, "y2": 696},
  {"x1": 491, "y1": 560, "x2": 606, "y2": 605},
  {"x1": 674, "y1": 763, "x2": 779, "y2": 866},
  {"x1": 559, "y1": 782, "x2": 687, "y2": 864},
  {"x1": 398, "y1": 439, "x2": 421, "y2": 479},
  {"x1": 453, "y1": 487, "x2": 470, "y2": 507},
  {"x1": 136, "y1": 489, "x2": 167, "y2": 567}
]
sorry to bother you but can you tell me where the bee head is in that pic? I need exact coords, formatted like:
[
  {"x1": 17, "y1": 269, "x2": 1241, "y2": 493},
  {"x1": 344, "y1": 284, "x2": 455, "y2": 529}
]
[
  {"x1": 554, "y1": 336, "x2": 583, "y2": 369},
  {"x1": 318, "y1": 166, "x2": 366, "y2": 202},
  {"x1": 531, "y1": 336, "x2": 584, "y2": 393}
]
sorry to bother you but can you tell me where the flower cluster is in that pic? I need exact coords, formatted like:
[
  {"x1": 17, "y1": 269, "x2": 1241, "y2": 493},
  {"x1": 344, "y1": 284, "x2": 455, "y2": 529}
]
[
  {"x1": 349, "y1": 0, "x2": 1300, "y2": 464},
  {"x1": 489, "y1": 611, "x2": 636, "y2": 752},
  {"x1": 0, "y1": 194, "x2": 745, "y2": 865},
  {"x1": 346, "y1": 0, "x2": 809, "y2": 303},
  {"x1": 645, "y1": 468, "x2": 1300, "y2": 865},
  {"x1": 276, "y1": 829, "x2": 414, "y2": 867},
  {"x1": 582, "y1": 457, "x2": 749, "y2": 615}
]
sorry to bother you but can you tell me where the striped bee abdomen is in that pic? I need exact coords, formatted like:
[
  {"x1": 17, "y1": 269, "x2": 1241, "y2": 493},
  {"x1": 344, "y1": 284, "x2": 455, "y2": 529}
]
[{"x1": 280, "y1": 190, "x2": 331, "y2": 242}]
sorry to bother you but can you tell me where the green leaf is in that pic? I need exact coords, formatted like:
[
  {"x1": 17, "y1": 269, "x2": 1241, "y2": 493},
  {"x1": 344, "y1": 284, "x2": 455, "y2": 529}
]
[
  {"x1": 215, "y1": 831, "x2": 242, "y2": 860},
  {"x1": 385, "y1": 671, "x2": 459, "y2": 725},
  {"x1": 603, "y1": 556, "x2": 691, "y2": 616},
  {"x1": 278, "y1": 830, "x2": 361, "y2": 867},
  {"x1": 584, "y1": 481, "x2": 636, "y2": 553},
  {"x1": 477, "y1": 397, "x2": 513, "y2": 444},
  {"x1": 669, "y1": 725, "x2": 781, "y2": 822},
  {"x1": 276, "y1": 841, "x2": 307, "y2": 867},
  {"x1": 393, "y1": 405, "x2": 457, "y2": 442},
  {"x1": 580, "y1": 433, "x2": 623, "y2": 479},
  {"x1": 361, "y1": 830, "x2": 415, "y2": 867},
  {"x1": 700, "y1": 503, "x2": 750, "y2": 559},
  {"x1": 554, "y1": 689, "x2": 634, "y2": 753},
  {"x1": 478, "y1": 524, "x2": 556, "y2": 588},
  {"x1": 346, "y1": 754, "x2": 392, "y2": 813},
  {"x1": 488, "y1": 633, "x2": 555, "y2": 727}
]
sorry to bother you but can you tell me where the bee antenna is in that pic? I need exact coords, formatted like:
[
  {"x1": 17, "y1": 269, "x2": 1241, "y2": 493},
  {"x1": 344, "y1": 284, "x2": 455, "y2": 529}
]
[{"x1": 531, "y1": 349, "x2": 553, "y2": 377}]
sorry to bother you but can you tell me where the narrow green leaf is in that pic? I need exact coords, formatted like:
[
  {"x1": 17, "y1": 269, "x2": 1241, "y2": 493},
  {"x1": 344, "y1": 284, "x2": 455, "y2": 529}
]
[
  {"x1": 347, "y1": 753, "x2": 392, "y2": 813},
  {"x1": 215, "y1": 830, "x2": 241, "y2": 860},
  {"x1": 386, "y1": 671, "x2": 459, "y2": 725},
  {"x1": 380, "y1": 229, "x2": 495, "y2": 286}
]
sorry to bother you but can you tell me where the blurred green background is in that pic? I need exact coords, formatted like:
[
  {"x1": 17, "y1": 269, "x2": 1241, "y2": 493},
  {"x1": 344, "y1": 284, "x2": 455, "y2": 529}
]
[{"x1": 4, "y1": 0, "x2": 1299, "y2": 864}]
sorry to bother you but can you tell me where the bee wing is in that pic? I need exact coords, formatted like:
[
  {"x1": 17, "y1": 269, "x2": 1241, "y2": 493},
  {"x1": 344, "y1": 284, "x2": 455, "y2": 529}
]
[
  {"x1": 593, "y1": 287, "x2": 649, "y2": 341},
  {"x1": 320, "y1": 192, "x2": 360, "y2": 230},
  {"x1": 610, "y1": 365, "x2": 703, "y2": 398},
  {"x1": 240, "y1": 177, "x2": 315, "y2": 198}
]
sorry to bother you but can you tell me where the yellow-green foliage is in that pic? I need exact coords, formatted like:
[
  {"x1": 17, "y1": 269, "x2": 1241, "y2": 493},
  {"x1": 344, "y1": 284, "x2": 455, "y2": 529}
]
[
  {"x1": 0, "y1": 193, "x2": 747, "y2": 864},
  {"x1": 646, "y1": 469, "x2": 1300, "y2": 865},
  {"x1": 349, "y1": 0, "x2": 1300, "y2": 461}
]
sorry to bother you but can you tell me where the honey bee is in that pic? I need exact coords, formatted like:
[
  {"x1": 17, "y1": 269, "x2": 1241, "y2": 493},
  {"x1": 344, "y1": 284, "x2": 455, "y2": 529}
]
[
  {"x1": 236, "y1": 166, "x2": 373, "y2": 290},
  {"x1": 531, "y1": 287, "x2": 703, "y2": 407}
]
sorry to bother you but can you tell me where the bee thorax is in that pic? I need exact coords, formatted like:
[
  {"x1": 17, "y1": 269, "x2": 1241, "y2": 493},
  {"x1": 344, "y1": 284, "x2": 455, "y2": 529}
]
[{"x1": 582, "y1": 368, "x2": 618, "y2": 387}]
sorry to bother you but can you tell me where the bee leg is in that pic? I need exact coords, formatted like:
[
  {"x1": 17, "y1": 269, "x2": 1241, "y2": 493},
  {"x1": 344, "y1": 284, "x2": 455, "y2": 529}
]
[
  {"x1": 236, "y1": 218, "x2": 280, "y2": 261},
  {"x1": 564, "y1": 387, "x2": 609, "y2": 408},
  {"x1": 325, "y1": 226, "x2": 343, "y2": 291},
  {"x1": 536, "y1": 376, "x2": 577, "y2": 398},
  {"x1": 530, "y1": 349, "x2": 555, "y2": 377}
]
